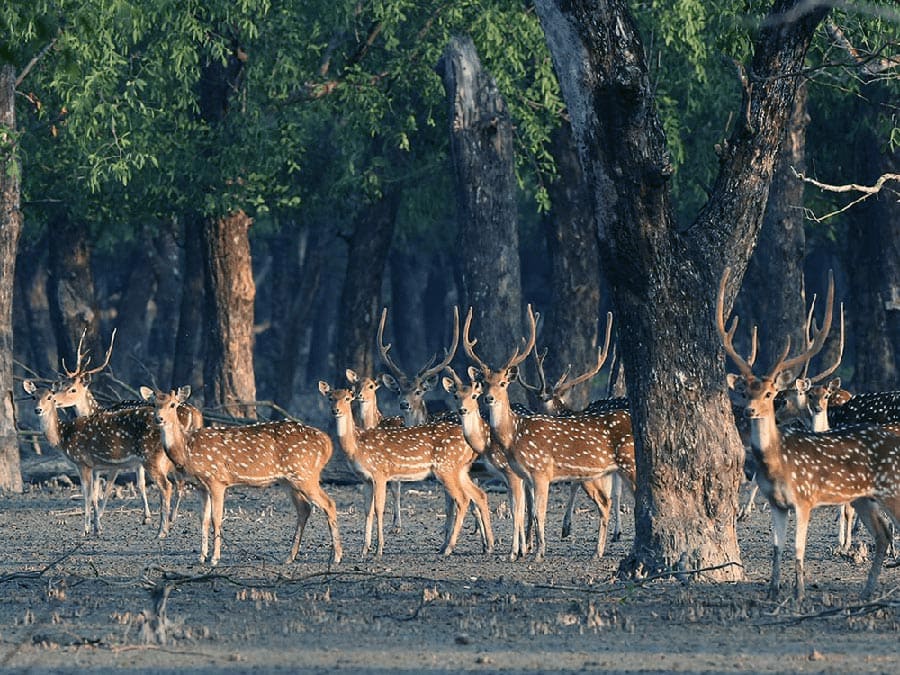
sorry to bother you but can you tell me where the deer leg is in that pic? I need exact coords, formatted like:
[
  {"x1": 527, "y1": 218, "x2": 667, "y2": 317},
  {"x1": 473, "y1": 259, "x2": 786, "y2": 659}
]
[
  {"x1": 439, "y1": 476, "x2": 469, "y2": 557},
  {"x1": 853, "y1": 497, "x2": 894, "y2": 599},
  {"x1": 838, "y1": 503, "x2": 855, "y2": 553},
  {"x1": 97, "y1": 470, "x2": 117, "y2": 520},
  {"x1": 769, "y1": 503, "x2": 789, "y2": 599},
  {"x1": 302, "y1": 483, "x2": 343, "y2": 565},
  {"x1": 79, "y1": 465, "x2": 95, "y2": 536},
  {"x1": 208, "y1": 484, "x2": 226, "y2": 566},
  {"x1": 610, "y1": 473, "x2": 623, "y2": 542},
  {"x1": 460, "y1": 470, "x2": 494, "y2": 554},
  {"x1": 561, "y1": 483, "x2": 578, "y2": 539},
  {"x1": 373, "y1": 479, "x2": 387, "y2": 558},
  {"x1": 391, "y1": 480, "x2": 402, "y2": 533},
  {"x1": 505, "y1": 470, "x2": 526, "y2": 561},
  {"x1": 441, "y1": 489, "x2": 455, "y2": 552},
  {"x1": 792, "y1": 504, "x2": 811, "y2": 600},
  {"x1": 170, "y1": 476, "x2": 186, "y2": 524},
  {"x1": 532, "y1": 477, "x2": 550, "y2": 562},
  {"x1": 152, "y1": 467, "x2": 173, "y2": 539},
  {"x1": 738, "y1": 476, "x2": 759, "y2": 521},
  {"x1": 581, "y1": 477, "x2": 612, "y2": 560},
  {"x1": 362, "y1": 480, "x2": 376, "y2": 557},
  {"x1": 200, "y1": 488, "x2": 212, "y2": 563},
  {"x1": 286, "y1": 490, "x2": 313, "y2": 564},
  {"x1": 136, "y1": 465, "x2": 152, "y2": 525}
]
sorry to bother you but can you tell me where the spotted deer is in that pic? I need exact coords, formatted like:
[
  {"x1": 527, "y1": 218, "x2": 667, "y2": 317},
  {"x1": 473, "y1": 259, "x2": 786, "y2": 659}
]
[
  {"x1": 50, "y1": 330, "x2": 200, "y2": 538},
  {"x1": 717, "y1": 267, "x2": 900, "y2": 599},
  {"x1": 516, "y1": 314, "x2": 630, "y2": 544},
  {"x1": 143, "y1": 387, "x2": 342, "y2": 566},
  {"x1": 442, "y1": 366, "x2": 534, "y2": 560},
  {"x1": 376, "y1": 306, "x2": 460, "y2": 426},
  {"x1": 345, "y1": 368, "x2": 404, "y2": 532},
  {"x1": 24, "y1": 380, "x2": 161, "y2": 537},
  {"x1": 318, "y1": 381, "x2": 493, "y2": 558},
  {"x1": 463, "y1": 305, "x2": 636, "y2": 562}
]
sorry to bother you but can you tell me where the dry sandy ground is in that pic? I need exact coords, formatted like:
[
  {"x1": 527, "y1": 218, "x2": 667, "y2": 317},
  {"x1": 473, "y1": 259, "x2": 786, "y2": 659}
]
[{"x1": 1, "y1": 460, "x2": 899, "y2": 674}]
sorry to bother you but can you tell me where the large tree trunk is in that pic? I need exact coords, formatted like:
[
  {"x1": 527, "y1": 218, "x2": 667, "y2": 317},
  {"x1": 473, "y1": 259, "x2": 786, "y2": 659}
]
[
  {"x1": 46, "y1": 215, "x2": 101, "y2": 375},
  {"x1": 736, "y1": 83, "x2": 809, "y2": 369},
  {"x1": 333, "y1": 190, "x2": 399, "y2": 378},
  {"x1": 437, "y1": 35, "x2": 524, "y2": 379},
  {"x1": 540, "y1": 120, "x2": 602, "y2": 410},
  {"x1": 535, "y1": 0, "x2": 826, "y2": 579},
  {"x1": 0, "y1": 64, "x2": 23, "y2": 492},
  {"x1": 201, "y1": 210, "x2": 257, "y2": 418},
  {"x1": 172, "y1": 215, "x2": 205, "y2": 392}
]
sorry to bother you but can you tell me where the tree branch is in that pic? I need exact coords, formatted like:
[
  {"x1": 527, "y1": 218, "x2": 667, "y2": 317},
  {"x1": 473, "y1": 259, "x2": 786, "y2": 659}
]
[
  {"x1": 791, "y1": 166, "x2": 900, "y2": 221},
  {"x1": 16, "y1": 37, "x2": 59, "y2": 88}
]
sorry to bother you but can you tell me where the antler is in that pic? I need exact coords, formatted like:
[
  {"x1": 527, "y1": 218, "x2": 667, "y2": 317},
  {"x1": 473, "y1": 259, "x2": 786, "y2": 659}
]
[
  {"x1": 767, "y1": 270, "x2": 834, "y2": 380},
  {"x1": 808, "y1": 302, "x2": 844, "y2": 384},
  {"x1": 554, "y1": 311, "x2": 613, "y2": 398},
  {"x1": 376, "y1": 308, "x2": 410, "y2": 384},
  {"x1": 62, "y1": 328, "x2": 117, "y2": 379},
  {"x1": 416, "y1": 306, "x2": 460, "y2": 382},
  {"x1": 463, "y1": 304, "x2": 539, "y2": 375},
  {"x1": 517, "y1": 346, "x2": 551, "y2": 395},
  {"x1": 716, "y1": 268, "x2": 756, "y2": 380}
]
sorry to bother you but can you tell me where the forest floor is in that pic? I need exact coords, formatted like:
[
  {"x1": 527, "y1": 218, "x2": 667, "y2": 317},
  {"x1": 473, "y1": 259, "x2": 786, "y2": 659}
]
[{"x1": 1, "y1": 454, "x2": 899, "y2": 674}]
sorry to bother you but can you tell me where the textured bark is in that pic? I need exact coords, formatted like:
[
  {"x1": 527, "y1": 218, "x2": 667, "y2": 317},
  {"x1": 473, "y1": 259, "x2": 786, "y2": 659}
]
[
  {"x1": 334, "y1": 191, "x2": 399, "y2": 378},
  {"x1": 535, "y1": 0, "x2": 826, "y2": 579},
  {"x1": 201, "y1": 210, "x2": 257, "y2": 418},
  {"x1": 540, "y1": 120, "x2": 602, "y2": 410},
  {"x1": 172, "y1": 215, "x2": 204, "y2": 392},
  {"x1": 736, "y1": 84, "x2": 809, "y2": 369},
  {"x1": 0, "y1": 64, "x2": 23, "y2": 492},
  {"x1": 437, "y1": 35, "x2": 524, "y2": 380},
  {"x1": 111, "y1": 229, "x2": 157, "y2": 383},
  {"x1": 46, "y1": 216, "x2": 101, "y2": 375},
  {"x1": 14, "y1": 234, "x2": 54, "y2": 377}
]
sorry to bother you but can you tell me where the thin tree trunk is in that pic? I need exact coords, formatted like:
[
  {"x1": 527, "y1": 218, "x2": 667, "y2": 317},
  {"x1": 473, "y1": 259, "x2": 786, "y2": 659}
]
[
  {"x1": 14, "y1": 234, "x2": 54, "y2": 378},
  {"x1": 540, "y1": 120, "x2": 602, "y2": 410},
  {"x1": 437, "y1": 35, "x2": 524, "y2": 379},
  {"x1": 0, "y1": 64, "x2": 23, "y2": 492},
  {"x1": 536, "y1": 0, "x2": 826, "y2": 579},
  {"x1": 333, "y1": 190, "x2": 399, "y2": 378},
  {"x1": 147, "y1": 219, "x2": 184, "y2": 386},
  {"x1": 201, "y1": 209, "x2": 257, "y2": 418},
  {"x1": 46, "y1": 215, "x2": 101, "y2": 376},
  {"x1": 389, "y1": 249, "x2": 430, "y2": 373},
  {"x1": 172, "y1": 214, "x2": 204, "y2": 392},
  {"x1": 111, "y1": 228, "x2": 157, "y2": 383}
]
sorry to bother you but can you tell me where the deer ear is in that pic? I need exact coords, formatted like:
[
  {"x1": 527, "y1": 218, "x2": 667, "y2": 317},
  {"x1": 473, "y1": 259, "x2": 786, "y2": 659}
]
[
  {"x1": 827, "y1": 377, "x2": 842, "y2": 392},
  {"x1": 345, "y1": 369, "x2": 359, "y2": 385},
  {"x1": 467, "y1": 366, "x2": 481, "y2": 383},
  {"x1": 794, "y1": 378, "x2": 811, "y2": 393},
  {"x1": 774, "y1": 370, "x2": 795, "y2": 391},
  {"x1": 22, "y1": 379, "x2": 36, "y2": 395},
  {"x1": 725, "y1": 373, "x2": 745, "y2": 393},
  {"x1": 176, "y1": 385, "x2": 192, "y2": 402},
  {"x1": 421, "y1": 374, "x2": 438, "y2": 392},
  {"x1": 317, "y1": 381, "x2": 331, "y2": 397},
  {"x1": 507, "y1": 365, "x2": 519, "y2": 381},
  {"x1": 473, "y1": 381, "x2": 483, "y2": 395},
  {"x1": 441, "y1": 377, "x2": 456, "y2": 394},
  {"x1": 139, "y1": 386, "x2": 155, "y2": 402},
  {"x1": 380, "y1": 373, "x2": 401, "y2": 393}
]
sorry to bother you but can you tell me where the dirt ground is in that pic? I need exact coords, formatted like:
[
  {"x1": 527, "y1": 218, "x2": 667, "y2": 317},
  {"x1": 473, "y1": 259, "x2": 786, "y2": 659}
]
[{"x1": 1, "y1": 455, "x2": 899, "y2": 674}]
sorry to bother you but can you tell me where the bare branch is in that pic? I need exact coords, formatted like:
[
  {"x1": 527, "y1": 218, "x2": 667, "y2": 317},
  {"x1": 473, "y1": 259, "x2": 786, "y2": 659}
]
[{"x1": 791, "y1": 166, "x2": 900, "y2": 222}]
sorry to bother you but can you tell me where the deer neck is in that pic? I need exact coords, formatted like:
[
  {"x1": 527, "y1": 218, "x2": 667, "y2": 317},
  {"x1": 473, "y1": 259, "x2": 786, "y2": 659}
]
[
  {"x1": 403, "y1": 403, "x2": 428, "y2": 426},
  {"x1": 357, "y1": 399, "x2": 381, "y2": 430},
  {"x1": 487, "y1": 397, "x2": 517, "y2": 450},
  {"x1": 159, "y1": 418, "x2": 191, "y2": 469},
  {"x1": 808, "y1": 407, "x2": 830, "y2": 432},
  {"x1": 459, "y1": 410, "x2": 490, "y2": 454},
  {"x1": 749, "y1": 412, "x2": 785, "y2": 473},
  {"x1": 40, "y1": 406, "x2": 63, "y2": 449},
  {"x1": 334, "y1": 413, "x2": 359, "y2": 459},
  {"x1": 74, "y1": 392, "x2": 100, "y2": 417}
]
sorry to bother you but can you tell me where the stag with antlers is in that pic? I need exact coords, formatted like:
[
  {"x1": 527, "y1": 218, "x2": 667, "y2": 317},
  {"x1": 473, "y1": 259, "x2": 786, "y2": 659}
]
[
  {"x1": 717, "y1": 267, "x2": 900, "y2": 599},
  {"x1": 463, "y1": 305, "x2": 636, "y2": 562}
]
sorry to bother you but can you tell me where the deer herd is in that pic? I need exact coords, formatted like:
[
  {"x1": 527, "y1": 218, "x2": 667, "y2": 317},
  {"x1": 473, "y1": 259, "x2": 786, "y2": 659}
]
[{"x1": 19, "y1": 268, "x2": 900, "y2": 602}]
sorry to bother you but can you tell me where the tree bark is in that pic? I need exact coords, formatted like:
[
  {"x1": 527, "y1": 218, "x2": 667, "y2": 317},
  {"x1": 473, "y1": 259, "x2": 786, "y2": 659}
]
[
  {"x1": 535, "y1": 0, "x2": 827, "y2": 579},
  {"x1": 388, "y1": 248, "x2": 431, "y2": 374},
  {"x1": 333, "y1": 190, "x2": 399, "y2": 378},
  {"x1": 146, "y1": 219, "x2": 184, "y2": 386},
  {"x1": 736, "y1": 83, "x2": 809, "y2": 369},
  {"x1": 540, "y1": 120, "x2": 602, "y2": 410},
  {"x1": 46, "y1": 216, "x2": 101, "y2": 375},
  {"x1": 172, "y1": 214, "x2": 205, "y2": 392},
  {"x1": 201, "y1": 209, "x2": 257, "y2": 418},
  {"x1": 111, "y1": 228, "x2": 157, "y2": 383},
  {"x1": 0, "y1": 64, "x2": 23, "y2": 492},
  {"x1": 437, "y1": 35, "x2": 524, "y2": 380},
  {"x1": 14, "y1": 233, "x2": 54, "y2": 378}
]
